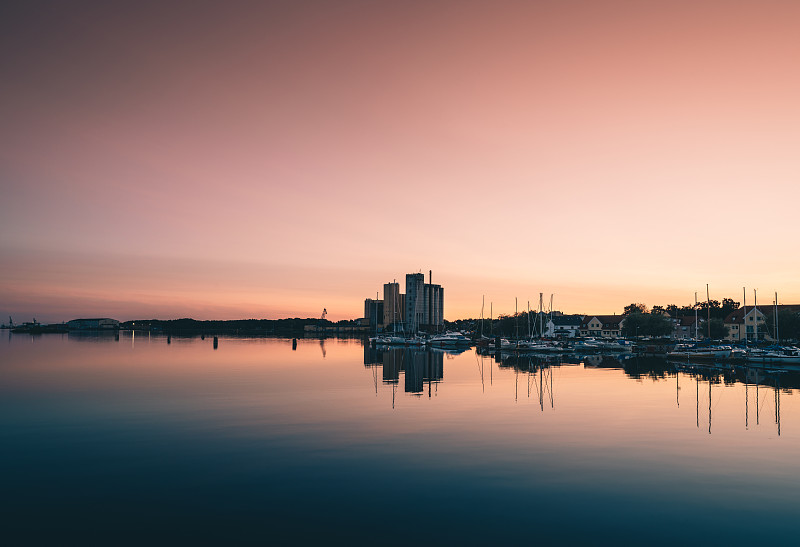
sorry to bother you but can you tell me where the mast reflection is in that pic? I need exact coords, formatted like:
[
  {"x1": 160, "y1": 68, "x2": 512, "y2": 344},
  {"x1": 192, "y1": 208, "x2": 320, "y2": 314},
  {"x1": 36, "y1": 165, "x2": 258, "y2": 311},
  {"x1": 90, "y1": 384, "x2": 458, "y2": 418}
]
[
  {"x1": 473, "y1": 350, "x2": 561, "y2": 410},
  {"x1": 363, "y1": 344, "x2": 791, "y2": 434}
]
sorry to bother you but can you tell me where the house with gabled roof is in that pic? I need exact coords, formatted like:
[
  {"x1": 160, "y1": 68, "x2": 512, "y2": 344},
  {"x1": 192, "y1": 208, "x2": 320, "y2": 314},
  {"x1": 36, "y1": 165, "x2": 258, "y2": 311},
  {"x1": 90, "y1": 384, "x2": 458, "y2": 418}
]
[
  {"x1": 724, "y1": 305, "x2": 800, "y2": 341},
  {"x1": 545, "y1": 315, "x2": 584, "y2": 338},
  {"x1": 674, "y1": 315, "x2": 701, "y2": 340},
  {"x1": 579, "y1": 315, "x2": 624, "y2": 338}
]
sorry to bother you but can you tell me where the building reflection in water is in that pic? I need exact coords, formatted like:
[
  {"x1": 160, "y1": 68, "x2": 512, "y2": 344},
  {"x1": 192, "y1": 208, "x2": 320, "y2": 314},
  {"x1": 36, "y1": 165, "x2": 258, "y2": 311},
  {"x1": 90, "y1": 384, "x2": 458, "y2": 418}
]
[
  {"x1": 367, "y1": 343, "x2": 790, "y2": 435},
  {"x1": 364, "y1": 346, "x2": 445, "y2": 406}
]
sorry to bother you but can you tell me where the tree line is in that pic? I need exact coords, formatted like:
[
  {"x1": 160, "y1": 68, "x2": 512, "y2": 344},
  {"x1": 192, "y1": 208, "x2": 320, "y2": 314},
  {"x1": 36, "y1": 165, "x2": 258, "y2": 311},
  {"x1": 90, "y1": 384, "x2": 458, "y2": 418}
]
[
  {"x1": 623, "y1": 298, "x2": 740, "y2": 321},
  {"x1": 622, "y1": 299, "x2": 800, "y2": 341}
]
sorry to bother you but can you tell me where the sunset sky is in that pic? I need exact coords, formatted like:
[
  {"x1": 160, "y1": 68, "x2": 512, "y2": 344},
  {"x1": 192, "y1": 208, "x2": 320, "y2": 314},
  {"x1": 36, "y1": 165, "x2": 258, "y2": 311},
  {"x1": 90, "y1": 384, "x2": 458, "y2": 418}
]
[{"x1": 2, "y1": 0, "x2": 799, "y2": 323}]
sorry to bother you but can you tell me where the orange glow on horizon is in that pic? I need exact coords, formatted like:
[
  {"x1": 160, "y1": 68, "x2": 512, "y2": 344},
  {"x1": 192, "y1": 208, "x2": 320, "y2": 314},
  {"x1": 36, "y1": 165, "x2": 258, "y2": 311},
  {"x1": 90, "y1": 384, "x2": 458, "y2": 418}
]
[{"x1": 1, "y1": 1, "x2": 799, "y2": 322}]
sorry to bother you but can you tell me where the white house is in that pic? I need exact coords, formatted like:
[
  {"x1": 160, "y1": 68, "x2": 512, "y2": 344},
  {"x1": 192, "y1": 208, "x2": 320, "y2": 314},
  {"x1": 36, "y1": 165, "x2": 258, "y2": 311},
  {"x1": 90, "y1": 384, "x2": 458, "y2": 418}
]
[{"x1": 545, "y1": 315, "x2": 584, "y2": 338}]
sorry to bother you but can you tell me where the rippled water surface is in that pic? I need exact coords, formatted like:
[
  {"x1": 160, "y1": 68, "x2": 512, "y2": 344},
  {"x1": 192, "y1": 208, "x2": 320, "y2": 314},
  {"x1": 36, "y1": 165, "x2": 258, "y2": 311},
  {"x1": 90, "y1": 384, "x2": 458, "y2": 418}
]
[{"x1": 2, "y1": 332, "x2": 800, "y2": 545}]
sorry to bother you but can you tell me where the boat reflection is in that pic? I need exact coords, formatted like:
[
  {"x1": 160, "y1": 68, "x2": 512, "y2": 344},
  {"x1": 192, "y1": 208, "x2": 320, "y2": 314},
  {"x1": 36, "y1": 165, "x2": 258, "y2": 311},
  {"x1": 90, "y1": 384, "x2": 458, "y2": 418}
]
[{"x1": 365, "y1": 344, "x2": 790, "y2": 434}]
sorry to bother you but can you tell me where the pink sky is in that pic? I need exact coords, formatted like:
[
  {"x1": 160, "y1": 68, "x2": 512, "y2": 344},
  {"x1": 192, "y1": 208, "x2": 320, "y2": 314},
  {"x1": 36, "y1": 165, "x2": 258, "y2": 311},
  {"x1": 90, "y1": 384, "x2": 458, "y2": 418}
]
[{"x1": 2, "y1": 1, "x2": 799, "y2": 322}]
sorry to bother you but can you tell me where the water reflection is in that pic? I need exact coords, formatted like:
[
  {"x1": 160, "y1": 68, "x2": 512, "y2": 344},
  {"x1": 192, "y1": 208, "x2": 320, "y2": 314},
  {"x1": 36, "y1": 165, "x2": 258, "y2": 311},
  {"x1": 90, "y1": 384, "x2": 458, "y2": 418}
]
[
  {"x1": 609, "y1": 355, "x2": 786, "y2": 437},
  {"x1": 582, "y1": 353, "x2": 788, "y2": 436},
  {"x1": 364, "y1": 347, "x2": 444, "y2": 405},
  {"x1": 4, "y1": 334, "x2": 800, "y2": 544},
  {"x1": 68, "y1": 330, "x2": 120, "y2": 342},
  {"x1": 362, "y1": 343, "x2": 790, "y2": 436}
]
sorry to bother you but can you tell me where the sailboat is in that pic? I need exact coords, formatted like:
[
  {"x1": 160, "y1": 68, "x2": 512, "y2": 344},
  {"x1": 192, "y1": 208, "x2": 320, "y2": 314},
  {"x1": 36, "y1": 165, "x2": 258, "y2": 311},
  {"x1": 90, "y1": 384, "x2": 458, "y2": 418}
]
[{"x1": 476, "y1": 296, "x2": 495, "y2": 347}]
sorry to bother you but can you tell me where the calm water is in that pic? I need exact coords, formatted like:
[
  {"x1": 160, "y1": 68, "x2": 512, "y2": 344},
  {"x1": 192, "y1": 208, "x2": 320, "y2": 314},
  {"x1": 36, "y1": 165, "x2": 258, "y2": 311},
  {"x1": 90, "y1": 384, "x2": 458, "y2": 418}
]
[{"x1": 2, "y1": 332, "x2": 800, "y2": 545}]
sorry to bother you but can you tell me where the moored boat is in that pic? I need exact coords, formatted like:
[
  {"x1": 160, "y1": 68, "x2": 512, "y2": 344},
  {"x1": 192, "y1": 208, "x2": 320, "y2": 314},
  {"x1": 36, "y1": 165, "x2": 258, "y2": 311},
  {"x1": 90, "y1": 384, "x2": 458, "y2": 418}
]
[
  {"x1": 428, "y1": 332, "x2": 472, "y2": 347},
  {"x1": 745, "y1": 346, "x2": 800, "y2": 364},
  {"x1": 573, "y1": 338, "x2": 601, "y2": 351},
  {"x1": 597, "y1": 339, "x2": 634, "y2": 352},
  {"x1": 666, "y1": 344, "x2": 732, "y2": 360}
]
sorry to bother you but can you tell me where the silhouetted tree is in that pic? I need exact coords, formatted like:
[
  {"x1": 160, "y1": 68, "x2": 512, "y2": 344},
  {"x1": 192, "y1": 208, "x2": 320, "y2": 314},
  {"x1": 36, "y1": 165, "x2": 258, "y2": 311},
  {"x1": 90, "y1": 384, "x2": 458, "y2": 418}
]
[
  {"x1": 621, "y1": 313, "x2": 672, "y2": 338},
  {"x1": 621, "y1": 313, "x2": 645, "y2": 337},
  {"x1": 647, "y1": 313, "x2": 674, "y2": 337},
  {"x1": 762, "y1": 309, "x2": 800, "y2": 342},
  {"x1": 697, "y1": 300, "x2": 723, "y2": 320},
  {"x1": 623, "y1": 303, "x2": 648, "y2": 316},
  {"x1": 720, "y1": 298, "x2": 740, "y2": 318},
  {"x1": 705, "y1": 318, "x2": 728, "y2": 340},
  {"x1": 693, "y1": 298, "x2": 740, "y2": 321}
]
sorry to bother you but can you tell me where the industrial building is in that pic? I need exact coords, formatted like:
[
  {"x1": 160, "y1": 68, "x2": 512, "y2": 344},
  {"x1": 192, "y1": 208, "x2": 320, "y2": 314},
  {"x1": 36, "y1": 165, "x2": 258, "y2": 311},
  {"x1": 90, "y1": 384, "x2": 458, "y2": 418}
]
[
  {"x1": 364, "y1": 298, "x2": 384, "y2": 332},
  {"x1": 362, "y1": 271, "x2": 444, "y2": 333},
  {"x1": 67, "y1": 318, "x2": 120, "y2": 330},
  {"x1": 404, "y1": 272, "x2": 443, "y2": 332},
  {"x1": 383, "y1": 281, "x2": 404, "y2": 329}
]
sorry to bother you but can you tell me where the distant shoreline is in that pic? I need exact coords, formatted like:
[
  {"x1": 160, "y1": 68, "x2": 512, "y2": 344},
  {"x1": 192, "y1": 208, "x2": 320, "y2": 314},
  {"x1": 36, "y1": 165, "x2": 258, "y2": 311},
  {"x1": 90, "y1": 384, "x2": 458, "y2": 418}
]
[{"x1": 118, "y1": 318, "x2": 367, "y2": 336}]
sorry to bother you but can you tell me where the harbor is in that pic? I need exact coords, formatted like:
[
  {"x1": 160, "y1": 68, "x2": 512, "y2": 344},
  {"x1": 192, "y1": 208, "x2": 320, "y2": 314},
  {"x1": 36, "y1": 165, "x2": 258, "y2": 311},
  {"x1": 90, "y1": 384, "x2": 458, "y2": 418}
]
[{"x1": 3, "y1": 333, "x2": 799, "y2": 544}]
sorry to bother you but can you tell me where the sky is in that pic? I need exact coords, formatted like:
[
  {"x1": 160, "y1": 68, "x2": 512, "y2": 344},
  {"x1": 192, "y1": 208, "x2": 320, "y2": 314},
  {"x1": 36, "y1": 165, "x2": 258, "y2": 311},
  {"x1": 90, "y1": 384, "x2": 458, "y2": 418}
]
[{"x1": 2, "y1": 0, "x2": 799, "y2": 323}]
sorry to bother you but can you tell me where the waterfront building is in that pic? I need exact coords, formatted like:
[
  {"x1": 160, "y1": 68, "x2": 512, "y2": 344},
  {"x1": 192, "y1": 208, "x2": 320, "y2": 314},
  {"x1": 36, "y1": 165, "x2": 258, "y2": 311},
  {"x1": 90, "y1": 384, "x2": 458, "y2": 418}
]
[
  {"x1": 67, "y1": 318, "x2": 120, "y2": 330},
  {"x1": 674, "y1": 316, "x2": 701, "y2": 340},
  {"x1": 404, "y1": 272, "x2": 444, "y2": 332},
  {"x1": 579, "y1": 315, "x2": 624, "y2": 338},
  {"x1": 545, "y1": 315, "x2": 584, "y2": 338},
  {"x1": 364, "y1": 298, "x2": 384, "y2": 331},
  {"x1": 723, "y1": 305, "x2": 800, "y2": 342},
  {"x1": 383, "y1": 282, "x2": 405, "y2": 331},
  {"x1": 363, "y1": 272, "x2": 445, "y2": 334},
  {"x1": 406, "y1": 273, "x2": 424, "y2": 332},
  {"x1": 425, "y1": 283, "x2": 444, "y2": 329}
]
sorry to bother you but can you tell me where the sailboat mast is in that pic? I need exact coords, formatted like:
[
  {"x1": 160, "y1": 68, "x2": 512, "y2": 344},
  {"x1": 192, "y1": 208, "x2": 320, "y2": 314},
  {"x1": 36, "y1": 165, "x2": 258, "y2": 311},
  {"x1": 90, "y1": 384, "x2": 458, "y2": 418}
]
[
  {"x1": 754, "y1": 289, "x2": 758, "y2": 342},
  {"x1": 775, "y1": 291, "x2": 779, "y2": 342},
  {"x1": 743, "y1": 287, "x2": 747, "y2": 346},
  {"x1": 481, "y1": 295, "x2": 485, "y2": 338},
  {"x1": 694, "y1": 292, "x2": 698, "y2": 341},
  {"x1": 706, "y1": 284, "x2": 711, "y2": 339},
  {"x1": 539, "y1": 293, "x2": 544, "y2": 339},
  {"x1": 527, "y1": 300, "x2": 531, "y2": 340}
]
